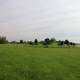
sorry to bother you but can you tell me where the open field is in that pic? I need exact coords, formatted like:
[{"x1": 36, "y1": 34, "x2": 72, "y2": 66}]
[{"x1": 0, "y1": 44, "x2": 80, "y2": 80}]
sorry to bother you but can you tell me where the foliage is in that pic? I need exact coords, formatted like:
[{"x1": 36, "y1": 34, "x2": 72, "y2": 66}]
[
  {"x1": 0, "y1": 35, "x2": 76, "y2": 48},
  {"x1": 0, "y1": 44, "x2": 80, "y2": 80},
  {"x1": 0, "y1": 36, "x2": 8, "y2": 44},
  {"x1": 20, "y1": 40, "x2": 23, "y2": 43},
  {"x1": 28, "y1": 41, "x2": 33, "y2": 45},
  {"x1": 50, "y1": 38, "x2": 56, "y2": 43},
  {"x1": 34, "y1": 39, "x2": 38, "y2": 45}
]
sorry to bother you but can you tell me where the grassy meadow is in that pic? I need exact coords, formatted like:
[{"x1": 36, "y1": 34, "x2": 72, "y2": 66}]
[{"x1": 0, "y1": 44, "x2": 80, "y2": 80}]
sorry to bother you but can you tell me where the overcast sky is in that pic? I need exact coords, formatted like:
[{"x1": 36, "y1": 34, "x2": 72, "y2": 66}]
[{"x1": 0, "y1": 0, "x2": 80, "y2": 42}]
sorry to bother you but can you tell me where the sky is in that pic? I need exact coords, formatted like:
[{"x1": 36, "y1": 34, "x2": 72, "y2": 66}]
[{"x1": 0, "y1": 0, "x2": 80, "y2": 42}]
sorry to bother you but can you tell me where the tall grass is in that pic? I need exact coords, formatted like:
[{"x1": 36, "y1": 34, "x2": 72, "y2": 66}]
[{"x1": 0, "y1": 44, "x2": 80, "y2": 80}]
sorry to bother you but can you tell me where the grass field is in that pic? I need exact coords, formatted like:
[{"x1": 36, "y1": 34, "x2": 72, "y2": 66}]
[{"x1": 0, "y1": 44, "x2": 80, "y2": 80}]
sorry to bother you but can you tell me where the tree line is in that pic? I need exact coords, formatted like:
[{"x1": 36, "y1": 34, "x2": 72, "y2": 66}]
[{"x1": 0, "y1": 36, "x2": 76, "y2": 47}]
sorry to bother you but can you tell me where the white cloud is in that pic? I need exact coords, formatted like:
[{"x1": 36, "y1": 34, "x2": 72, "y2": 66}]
[{"x1": 0, "y1": 0, "x2": 80, "y2": 42}]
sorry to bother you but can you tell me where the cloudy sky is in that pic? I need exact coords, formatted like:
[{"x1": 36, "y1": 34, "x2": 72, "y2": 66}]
[{"x1": 0, "y1": 0, "x2": 80, "y2": 42}]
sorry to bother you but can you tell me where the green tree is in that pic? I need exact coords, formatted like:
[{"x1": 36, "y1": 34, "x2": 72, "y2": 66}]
[
  {"x1": 0, "y1": 36, "x2": 8, "y2": 44},
  {"x1": 50, "y1": 38, "x2": 56, "y2": 43},
  {"x1": 20, "y1": 40, "x2": 23, "y2": 43},
  {"x1": 34, "y1": 39, "x2": 38, "y2": 45}
]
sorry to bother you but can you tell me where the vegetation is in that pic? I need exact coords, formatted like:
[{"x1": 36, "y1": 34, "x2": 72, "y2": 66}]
[
  {"x1": 0, "y1": 44, "x2": 80, "y2": 80},
  {"x1": 0, "y1": 36, "x2": 76, "y2": 48},
  {"x1": 0, "y1": 35, "x2": 79, "y2": 80},
  {"x1": 34, "y1": 39, "x2": 38, "y2": 45},
  {"x1": 0, "y1": 36, "x2": 8, "y2": 44},
  {"x1": 20, "y1": 40, "x2": 24, "y2": 43}
]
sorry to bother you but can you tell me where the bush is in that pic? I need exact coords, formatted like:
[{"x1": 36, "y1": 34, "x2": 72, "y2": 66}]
[{"x1": 0, "y1": 36, "x2": 8, "y2": 44}]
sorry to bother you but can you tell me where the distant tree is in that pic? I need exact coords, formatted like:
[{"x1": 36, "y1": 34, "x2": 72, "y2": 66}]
[
  {"x1": 28, "y1": 41, "x2": 33, "y2": 45},
  {"x1": 20, "y1": 40, "x2": 23, "y2": 43},
  {"x1": 0, "y1": 36, "x2": 8, "y2": 44},
  {"x1": 34, "y1": 39, "x2": 38, "y2": 45},
  {"x1": 64, "y1": 40, "x2": 70, "y2": 46},
  {"x1": 64, "y1": 40, "x2": 69, "y2": 44},
  {"x1": 11, "y1": 41, "x2": 17, "y2": 44},
  {"x1": 70, "y1": 42, "x2": 76, "y2": 47},
  {"x1": 42, "y1": 41, "x2": 48, "y2": 48},
  {"x1": 50, "y1": 38, "x2": 56, "y2": 43},
  {"x1": 57, "y1": 40, "x2": 64, "y2": 47},
  {"x1": 41, "y1": 38, "x2": 50, "y2": 48},
  {"x1": 57, "y1": 40, "x2": 71, "y2": 47},
  {"x1": 44, "y1": 38, "x2": 50, "y2": 45},
  {"x1": 24, "y1": 41, "x2": 26, "y2": 44}
]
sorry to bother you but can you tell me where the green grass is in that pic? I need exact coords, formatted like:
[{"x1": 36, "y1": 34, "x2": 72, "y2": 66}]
[{"x1": 0, "y1": 44, "x2": 80, "y2": 80}]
